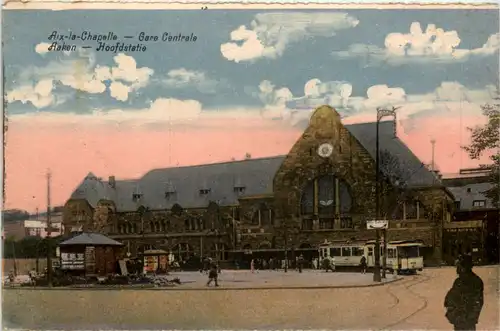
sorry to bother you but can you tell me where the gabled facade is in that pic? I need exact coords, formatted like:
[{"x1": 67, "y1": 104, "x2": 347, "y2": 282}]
[
  {"x1": 442, "y1": 170, "x2": 498, "y2": 265},
  {"x1": 63, "y1": 106, "x2": 454, "y2": 265}
]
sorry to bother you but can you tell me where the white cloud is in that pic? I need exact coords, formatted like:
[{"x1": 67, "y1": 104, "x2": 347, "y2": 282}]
[
  {"x1": 7, "y1": 50, "x2": 154, "y2": 108},
  {"x1": 257, "y1": 80, "x2": 293, "y2": 120},
  {"x1": 333, "y1": 22, "x2": 500, "y2": 64},
  {"x1": 221, "y1": 12, "x2": 359, "y2": 62},
  {"x1": 6, "y1": 79, "x2": 56, "y2": 108},
  {"x1": 35, "y1": 42, "x2": 52, "y2": 55},
  {"x1": 162, "y1": 68, "x2": 221, "y2": 94},
  {"x1": 257, "y1": 78, "x2": 496, "y2": 128}
]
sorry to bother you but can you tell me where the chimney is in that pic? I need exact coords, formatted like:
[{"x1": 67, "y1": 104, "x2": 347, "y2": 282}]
[{"x1": 109, "y1": 176, "x2": 116, "y2": 188}]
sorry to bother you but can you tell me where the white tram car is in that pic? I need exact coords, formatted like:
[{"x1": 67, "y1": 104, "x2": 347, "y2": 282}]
[{"x1": 318, "y1": 240, "x2": 424, "y2": 274}]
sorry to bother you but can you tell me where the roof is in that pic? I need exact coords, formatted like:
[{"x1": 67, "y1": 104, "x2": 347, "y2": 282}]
[
  {"x1": 59, "y1": 232, "x2": 124, "y2": 246},
  {"x1": 69, "y1": 120, "x2": 439, "y2": 212},
  {"x1": 447, "y1": 182, "x2": 495, "y2": 210}
]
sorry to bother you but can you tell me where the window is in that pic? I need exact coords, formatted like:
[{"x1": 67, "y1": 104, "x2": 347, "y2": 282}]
[
  {"x1": 352, "y1": 247, "x2": 364, "y2": 256},
  {"x1": 132, "y1": 193, "x2": 143, "y2": 201},
  {"x1": 234, "y1": 186, "x2": 245, "y2": 194},
  {"x1": 341, "y1": 247, "x2": 351, "y2": 257},
  {"x1": 466, "y1": 188, "x2": 472, "y2": 193},
  {"x1": 388, "y1": 248, "x2": 396, "y2": 258},
  {"x1": 165, "y1": 192, "x2": 175, "y2": 199},
  {"x1": 301, "y1": 218, "x2": 313, "y2": 230},
  {"x1": 368, "y1": 247, "x2": 373, "y2": 256},
  {"x1": 454, "y1": 201, "x2": 461, "y2": 210},
  {"x1": 301, "y1": 181, "x2": 314, "y2": 215},
  {"x1": 472, "y1": 200, "x2": 486, "y2": 207},
  {"x1": 330, "y1": 247, "x2": 341, "y2": 256},
  {"x1": 199, "y1": 189, "x2": 211, "y2": 195},
  {"x1": 340, "y1": 217, "x2": 353, "y2": 229},
  {"x1": 319, "y1": 218, "x2": 334, "y2": 229},
  {"x1": 318, "y1": 175, "x2": 336, "y2": 214}
]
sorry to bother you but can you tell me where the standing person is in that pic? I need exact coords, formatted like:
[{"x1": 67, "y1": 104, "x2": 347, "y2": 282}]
[
  {"x1": 297, "y1": 255, "x2": 304, "y2": 273},
  {"x1": 360, "y1": 255, "x2": 367, "y2": 274},
  {"x1": 206, "y1": 262, "x2": 219, "y2": 287},
  {"x1": 331, "y1": 256, "x2": 336, "y2": 272},
  {"x1": 250, "y1": 259, "x2": 255, "y2": 273},
  {"x1": 444, "y1": 254, "x2": 484, "y2": 331},
  {"x1": 312, "y1": 257, "x2": 318, "y2": 270}
]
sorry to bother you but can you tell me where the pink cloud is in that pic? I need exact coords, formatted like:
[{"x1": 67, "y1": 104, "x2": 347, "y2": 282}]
[{"x1": 4, "y1": 114, "x2": 491, "y2": 211}]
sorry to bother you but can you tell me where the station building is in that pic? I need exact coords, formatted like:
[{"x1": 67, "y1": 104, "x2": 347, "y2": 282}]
[{"x1": 62, "y1": 106, "x2": 457, "y2": 266}]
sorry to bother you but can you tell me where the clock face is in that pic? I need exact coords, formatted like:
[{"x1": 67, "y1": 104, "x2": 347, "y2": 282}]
[{"x1": 317, "y1": 143, "x2": 334, "y2": 158}]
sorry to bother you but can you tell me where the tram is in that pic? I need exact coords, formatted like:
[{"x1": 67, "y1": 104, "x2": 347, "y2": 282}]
[{"x1": 318, "y1": 240, "x2": 424, "y2": 273}]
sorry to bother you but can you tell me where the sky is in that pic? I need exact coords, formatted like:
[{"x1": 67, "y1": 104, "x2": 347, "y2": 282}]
[{"x1": 3, "y1": 8, "x2": 499, "y2": 212}]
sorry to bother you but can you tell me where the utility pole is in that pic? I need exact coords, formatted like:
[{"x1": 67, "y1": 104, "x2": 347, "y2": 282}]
[
  {"x1": 284, "y1": 223, "x2": 288, "y2": 272},
  {"x1": 46, "y1": 169, "x2": 53, "y2": 287},
  {"x1": 430, "y1": 139, "x2": 436, "y2": 173},
  {"x1": 376, "y1": 107, "x2": 399, "y2": 281}
]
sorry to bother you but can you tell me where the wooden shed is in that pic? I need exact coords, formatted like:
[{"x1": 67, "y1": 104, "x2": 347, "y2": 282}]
[{"x1": 58, "y1": 232, "x2": 124, "y2": 276}]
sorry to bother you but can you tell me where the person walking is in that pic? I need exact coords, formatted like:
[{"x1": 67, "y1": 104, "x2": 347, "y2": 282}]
[
  {"x1": 444, "y1": 254, "x2": 484, "y2": 331},
  {"x1": 206, "y1": 262, "x2": 219, "y2": 287},
  {"x1": 250, "y1": 259, "x2": 255, "y2": 273},
  {"x1": 360, "y1": 255, "x2": 367, "y2": 274}
]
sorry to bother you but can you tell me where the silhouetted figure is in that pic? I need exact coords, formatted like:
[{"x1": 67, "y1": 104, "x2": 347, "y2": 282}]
[
  {"x1": 444, "y1": 254, "x2": 484, "y2": 331},
  {"x1": 206, "y1": 262, "x2": 219, "y2": 287},
  {"x1": 297, "y1": 255, "x2": 304, "y2": 273},
  {"x1": 360, "y1": 256, "x2": 367, "y2": 274}
]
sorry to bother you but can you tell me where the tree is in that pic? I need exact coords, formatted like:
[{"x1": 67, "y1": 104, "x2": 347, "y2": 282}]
[
  {"x1": 2, "y1": 209, "x2": 30, "y2": 223},
  {"x1": 463, "y1": 99, "x2": 500, "y2": 207},
  {"x1": 378, "y1": 149, "x2": 427, "y2": 219}
]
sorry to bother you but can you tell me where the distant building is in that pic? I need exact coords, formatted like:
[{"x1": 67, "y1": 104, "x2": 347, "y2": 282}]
[
  {"x1": 3, "y1": 212, "x2": 64, "y2": 240},
  {"x1": 442, "y1": 168, "x2": 498, "y2": 265},
  {"x1": 63, "y1": 106, "x2": 454, "y2": 266}
]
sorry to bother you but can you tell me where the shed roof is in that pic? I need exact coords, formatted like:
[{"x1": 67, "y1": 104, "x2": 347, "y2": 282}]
[
  {"x1": 59, "y1": 232, "x2": 124, "y2": 246},
  {"x1": 69, "y1": 121, "x2": 439, "y2": 212}
]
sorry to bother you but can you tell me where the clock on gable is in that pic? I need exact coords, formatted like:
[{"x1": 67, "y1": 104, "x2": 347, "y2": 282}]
[{"x1": 317, "y1": 143, "x2": 334, "y2": 158}]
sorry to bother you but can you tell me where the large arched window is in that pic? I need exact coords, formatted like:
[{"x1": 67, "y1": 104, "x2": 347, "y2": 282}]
[{"x1": 300, "y1": 175, "x2": 353, "y2": 216}]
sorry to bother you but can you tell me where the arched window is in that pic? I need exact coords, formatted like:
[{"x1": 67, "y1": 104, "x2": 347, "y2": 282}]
[
  {"x1": 132, "y1": 223, "x2": 137, "y2": 233},
  {"x1": 300, "y1": 175, "x2": 353, "y2": 216},
  {"x1": 339, "y1": 181, "x2": 353, "y2": 213},
  {"x1": 127, "y1": 223, "x2": 132, "y2": 233},
  {"x1": 318, "y1": 175, "x2": 335, "y2": 214},
  {"x1": 150, "y1": 221, "x2": 155, "y2": 233},
  {"x1": 301, "y1": 181, "x2": 314, "y2": 215}
]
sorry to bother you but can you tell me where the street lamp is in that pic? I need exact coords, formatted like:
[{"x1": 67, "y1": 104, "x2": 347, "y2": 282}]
[{"x1": 375, "y1": 106, "x2": 399, "y2": 281}]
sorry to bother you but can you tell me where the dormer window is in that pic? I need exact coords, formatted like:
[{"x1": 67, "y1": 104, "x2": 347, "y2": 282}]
[
  {"x1": 199, "y1": 189, "x2": 211, "y2": 195},
  {"x1": 234, "y1": 186, "x2": 246, "y2": 194},
  {"x1": 132, "y1": 193, "x2": 143, "y2": 201},
  {"x1": 472, "y1": 200, "x2": 485, "y2": 207},
  {"x1": 165, "y1": 181, "x2": 176, "y2": 199},
  {"x1": 466, "y1": 188, "x2": 472, "y2": 193}
]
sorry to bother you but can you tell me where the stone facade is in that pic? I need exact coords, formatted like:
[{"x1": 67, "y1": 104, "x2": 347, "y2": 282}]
[{"x1": 62, "y1": 106, "x2": 454, "y2": 264}]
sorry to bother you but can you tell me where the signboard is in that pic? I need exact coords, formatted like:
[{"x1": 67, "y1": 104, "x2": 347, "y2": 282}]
[
  {"x1": 143, "y1": 256, "x2": 158, "y2": 273},
  {"x1": 367, "y1": 220, "x2": 389, "y2": 230},
  {"x1": 61, "y1": 252, "x2": 85, "y2": 270}
]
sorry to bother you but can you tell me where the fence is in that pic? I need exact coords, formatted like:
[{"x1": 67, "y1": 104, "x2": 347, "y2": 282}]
[{"x1": 2, "y1": 258, "x2": 47, "y2": 275}]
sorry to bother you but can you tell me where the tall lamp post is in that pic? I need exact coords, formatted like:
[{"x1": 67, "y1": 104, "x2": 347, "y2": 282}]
[{"x1": 376, "y1": 107, "x2": 399, "y2": 280}]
